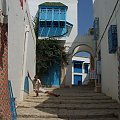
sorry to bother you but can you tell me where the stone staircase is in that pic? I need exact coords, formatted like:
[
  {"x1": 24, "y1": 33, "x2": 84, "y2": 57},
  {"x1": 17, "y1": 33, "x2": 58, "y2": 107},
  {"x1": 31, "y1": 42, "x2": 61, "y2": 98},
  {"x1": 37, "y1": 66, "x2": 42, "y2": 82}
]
[{"x1": 17, "y1": 86, "x2": 120, "y2": 120}]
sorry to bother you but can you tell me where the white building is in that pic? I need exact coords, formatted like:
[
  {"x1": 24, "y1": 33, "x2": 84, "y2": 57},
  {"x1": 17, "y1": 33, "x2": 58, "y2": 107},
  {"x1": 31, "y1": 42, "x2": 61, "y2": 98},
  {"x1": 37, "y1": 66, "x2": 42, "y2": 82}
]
[
  {"x1": 28, "y1": 0, "x2": 78, "y2": 87},
  {"x1": 93, "y1": 0, "x2": 120, "y2": 102},
  {"x1": 72, "y1": 56, "x2": 90, "y2": 85},
  {"x1": 28, "y1": 0, "x2": 78, "y2": 49},
  {"x1": 1, "y1": 0, "x2": 36, "y2": 101}
]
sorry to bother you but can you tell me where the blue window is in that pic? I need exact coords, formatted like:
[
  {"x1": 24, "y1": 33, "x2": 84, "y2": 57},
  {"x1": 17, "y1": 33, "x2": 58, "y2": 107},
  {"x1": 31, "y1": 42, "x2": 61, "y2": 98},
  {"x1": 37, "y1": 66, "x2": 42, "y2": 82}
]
[
  {"x1": 40, "y1": 8, "x2": 46, "y2": 20},
  {"x1": 60, "y1": 8, "x2": 66, "y2": 20},
  {"x1": 60, "y1": 21, "x2": 65, "y2": 28},
  {"x1": 74, "y1": 62, "x2": 82, "y2": 73},
  {"x1": 38, "y1": 3, "x2": 68, "y2": 37},
  {"x1": 47, "y1": 8, "x2": 52, "y2": 20},
  {"x1": 108, "y1": 25, "x2": 118, "y2": 54},
  {"x1": 84, "y1": 64, "x2": 89, "y2": 73},
  {"x1": 54, "y1": 9, "x2": 59, "y2": 20},
  {"x1": 53, "y1": 21, "x2": 59, "y2": 27},
  {"x1": 40, "y1": 21, "x2": 46, "y2": 27},
  {"x1": 46, "y1": 21, "x2": 52, "y2": 27}
]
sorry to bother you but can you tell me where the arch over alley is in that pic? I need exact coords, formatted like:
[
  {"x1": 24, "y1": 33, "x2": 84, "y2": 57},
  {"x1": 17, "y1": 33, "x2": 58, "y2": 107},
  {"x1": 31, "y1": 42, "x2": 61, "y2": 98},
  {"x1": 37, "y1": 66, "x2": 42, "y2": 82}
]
[{"x1": 65, "y1": 35, "x2": 94, "y2": 86}]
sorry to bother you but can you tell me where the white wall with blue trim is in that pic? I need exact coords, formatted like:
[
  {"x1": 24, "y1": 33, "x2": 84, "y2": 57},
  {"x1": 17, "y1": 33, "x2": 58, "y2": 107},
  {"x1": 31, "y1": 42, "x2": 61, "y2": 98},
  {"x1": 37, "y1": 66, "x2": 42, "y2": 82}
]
[
  {"x1": 8, "y1": 0, "x2": 36, "y2": 101},
  {"x1": 94, "y1": 0, "x2": 120, "y2": 102}
]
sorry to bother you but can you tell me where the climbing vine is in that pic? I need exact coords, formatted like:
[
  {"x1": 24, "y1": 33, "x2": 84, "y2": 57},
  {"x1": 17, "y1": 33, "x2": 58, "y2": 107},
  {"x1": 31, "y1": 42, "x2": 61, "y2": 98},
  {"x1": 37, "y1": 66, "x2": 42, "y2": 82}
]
[
  {"x1": 36, "y1": 38, "x2": 68, "y2": 76},
  {"x1": 33, "y1": 15, "x2": 69, "y2": 77}
]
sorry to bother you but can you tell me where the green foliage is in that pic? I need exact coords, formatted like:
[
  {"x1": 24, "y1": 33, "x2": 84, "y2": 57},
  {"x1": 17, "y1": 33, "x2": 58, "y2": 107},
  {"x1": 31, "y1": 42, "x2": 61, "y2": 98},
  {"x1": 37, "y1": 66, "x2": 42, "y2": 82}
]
[
  {"x1": 89, "y1": 27, "x2": 94, "y2": 35},
  {"x1": 36, "y1": 38, "x2": 68, "y2": 75}
]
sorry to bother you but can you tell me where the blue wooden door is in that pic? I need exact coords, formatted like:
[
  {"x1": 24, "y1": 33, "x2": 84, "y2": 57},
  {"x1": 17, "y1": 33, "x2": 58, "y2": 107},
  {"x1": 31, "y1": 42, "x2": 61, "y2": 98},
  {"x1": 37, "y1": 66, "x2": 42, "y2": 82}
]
[
  {"x1": 50, "y1": 64, "x2": 60, "y2": 86},
  {"x1": 42, "y1": 63, "x2": 60, "y2": 86},
  {"x1": 74, "y1": 75, "x2": 82, "y2": 85}
]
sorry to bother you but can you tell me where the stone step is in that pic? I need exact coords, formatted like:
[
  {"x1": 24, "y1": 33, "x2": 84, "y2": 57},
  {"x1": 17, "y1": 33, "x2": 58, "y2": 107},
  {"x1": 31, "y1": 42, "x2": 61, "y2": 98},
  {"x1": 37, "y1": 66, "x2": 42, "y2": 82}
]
[
  {"x1": 17, "y1": 118, "x2": 118, "y2": 120},
  {"x1": 29, "y1": 92, "x2": 105, "y2": 97},
  {"x1": 70, "y1": 118, "x2": 118, "y2": 120},
  {"x1": 17, "y1": 87, "x2": 120, "y2": 120},
  {"x1": 42, "y1": 86, "x2": 94, "y2": 90},
  {"x1": 17, "y1": 102, "x2": 120, "y2": 110},
  {"x1": 26, "y1": 95, "x2": 112, "y2": 100},
  {"x1": 17, "y1": 118, "x2": 65, "y2": 120},
  {"x1": 17, "y1": 108, "x2": 119, "y2": 119},
  {"x1": 24, "y1": 99, "x2": 117, "y2": 104}
]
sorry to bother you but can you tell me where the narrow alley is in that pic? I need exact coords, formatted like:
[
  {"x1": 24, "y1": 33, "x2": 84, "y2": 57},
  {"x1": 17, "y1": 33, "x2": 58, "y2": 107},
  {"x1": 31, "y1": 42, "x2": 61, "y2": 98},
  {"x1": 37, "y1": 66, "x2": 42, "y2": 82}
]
[{"x1": 17, "y1": 86, "x2": 120, "y2": 120}]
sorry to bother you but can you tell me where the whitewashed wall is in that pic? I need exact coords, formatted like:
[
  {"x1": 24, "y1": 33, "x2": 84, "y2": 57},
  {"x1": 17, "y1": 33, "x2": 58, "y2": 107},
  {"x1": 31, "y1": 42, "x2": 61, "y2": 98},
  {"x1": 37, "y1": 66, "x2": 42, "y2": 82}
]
[
  {"x1": 94, "y1": 0, "x2": 119, "y2": 101},
  {"x1": 8, "y1": 0, "x2": 36, "y2": 101}
]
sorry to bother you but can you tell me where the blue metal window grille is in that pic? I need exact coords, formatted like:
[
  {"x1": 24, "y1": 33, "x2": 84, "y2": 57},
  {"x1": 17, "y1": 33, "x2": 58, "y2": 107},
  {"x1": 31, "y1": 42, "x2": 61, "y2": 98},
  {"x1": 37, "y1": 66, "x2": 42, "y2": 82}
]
[
  {"x1": 40, "y1": 21, "x2": 46, "y2": 27},
  {"x1": 74, "y1": 62, "x2": 82, "y2": 73},
  {"x1": 46, "y1": 21, "x2": 52, "y2": 27},
  {"x1": 53, "y1": 21, "x2": 59, "y2": 27},
  {"x1": 60, "y1": 21, "x2": 65, "y2": 28},
  {"x1": 8, "y1": 80, "x2": 17, "y2": 120},
  {"x1": 108, "y1": 25, "x2": 118, "y2": 54},
  {"x1": 94, "y1": 17, "x2": 99, "y2": 40}
]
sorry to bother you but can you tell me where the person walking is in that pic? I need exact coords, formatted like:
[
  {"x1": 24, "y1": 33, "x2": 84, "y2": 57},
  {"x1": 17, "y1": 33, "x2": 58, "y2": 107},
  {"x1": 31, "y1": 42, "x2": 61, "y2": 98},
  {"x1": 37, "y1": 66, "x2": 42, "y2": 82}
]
[{"x1": 28, "y1": 72, "x2": 60, "y2": 97}]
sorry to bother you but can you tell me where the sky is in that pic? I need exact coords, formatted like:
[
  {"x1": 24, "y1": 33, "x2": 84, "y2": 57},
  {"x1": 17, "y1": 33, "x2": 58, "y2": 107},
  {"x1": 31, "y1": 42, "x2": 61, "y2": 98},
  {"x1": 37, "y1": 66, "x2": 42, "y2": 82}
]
[{"x1": 78, "y1": 0, "x2": 93, "y2": 35}]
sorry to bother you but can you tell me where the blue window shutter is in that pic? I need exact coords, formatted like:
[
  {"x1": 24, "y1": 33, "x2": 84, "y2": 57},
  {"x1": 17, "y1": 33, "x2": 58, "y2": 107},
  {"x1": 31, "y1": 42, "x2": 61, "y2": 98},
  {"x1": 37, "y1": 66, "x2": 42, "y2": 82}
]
[
  {"x1": 84, "y1": 64, "x2": 89, "y2": 73},
  {"x1": 74, "y1": 62, "x2": 82, "y2": 73},
  {"x1": 108, "y1": 25, "x2": 118, "y2": 54}
]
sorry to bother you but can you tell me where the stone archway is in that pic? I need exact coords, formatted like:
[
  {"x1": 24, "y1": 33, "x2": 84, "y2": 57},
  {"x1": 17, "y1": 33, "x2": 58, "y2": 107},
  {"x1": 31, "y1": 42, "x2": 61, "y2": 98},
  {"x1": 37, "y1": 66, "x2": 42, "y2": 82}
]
[{"x1": 65, "y1": 35, "x2": 94, "y2": 87}]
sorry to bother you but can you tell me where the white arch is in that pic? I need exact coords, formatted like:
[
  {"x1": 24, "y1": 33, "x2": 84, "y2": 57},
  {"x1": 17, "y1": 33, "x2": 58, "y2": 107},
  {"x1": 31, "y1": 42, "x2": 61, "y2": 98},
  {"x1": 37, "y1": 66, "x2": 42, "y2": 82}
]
[
  {"x1": 72, "y1": 45, "x2": 94, "y2": 57},
  {"x1": 66, "y1": 34, "x2": 94, "y2": 86},
  {"x1": 68, "y1": 35, "x2": 94, "y2": 57}
]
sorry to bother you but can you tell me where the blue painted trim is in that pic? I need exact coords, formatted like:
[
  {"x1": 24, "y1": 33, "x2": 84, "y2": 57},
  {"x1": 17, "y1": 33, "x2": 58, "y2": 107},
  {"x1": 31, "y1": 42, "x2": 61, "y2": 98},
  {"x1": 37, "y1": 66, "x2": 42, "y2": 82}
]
[
  {"x1": 74, "y1": 75, "x2": 82, "y2": 85},
  {"x1": 24, "y1": 76, "x2": 29, "y2": 93},
  {"x1": 8, "y1": 80, "x2": 17, "y2": 120}
]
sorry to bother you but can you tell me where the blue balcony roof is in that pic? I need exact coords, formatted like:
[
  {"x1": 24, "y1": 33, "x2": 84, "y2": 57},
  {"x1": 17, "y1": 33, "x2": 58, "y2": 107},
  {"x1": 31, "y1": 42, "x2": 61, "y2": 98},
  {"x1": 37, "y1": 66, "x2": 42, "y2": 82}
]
[{"x1": 39, "y1": 2, "x2": 68, "y2": 8}]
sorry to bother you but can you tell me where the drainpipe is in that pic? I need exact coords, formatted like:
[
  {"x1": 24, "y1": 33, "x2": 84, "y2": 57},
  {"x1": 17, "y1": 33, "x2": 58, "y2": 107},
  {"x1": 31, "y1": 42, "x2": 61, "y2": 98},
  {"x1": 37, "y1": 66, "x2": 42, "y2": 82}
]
[{"x1": 20, "y1": 25, "x2": 29, "y2": 101}]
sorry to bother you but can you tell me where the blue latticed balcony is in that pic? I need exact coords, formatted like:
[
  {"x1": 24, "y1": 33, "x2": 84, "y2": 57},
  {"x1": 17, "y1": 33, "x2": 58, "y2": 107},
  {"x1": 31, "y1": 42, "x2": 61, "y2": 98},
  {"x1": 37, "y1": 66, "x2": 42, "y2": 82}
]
[{"x1": 38, "y1": 2, "x2": 71, "y2": 38}]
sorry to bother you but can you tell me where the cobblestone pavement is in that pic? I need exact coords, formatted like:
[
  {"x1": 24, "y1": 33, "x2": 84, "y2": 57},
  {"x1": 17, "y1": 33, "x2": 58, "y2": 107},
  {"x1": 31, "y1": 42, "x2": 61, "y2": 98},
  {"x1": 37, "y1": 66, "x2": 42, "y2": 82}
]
[{"x1": 17, "y1": 86, "x2": 120, "y2": 120}]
